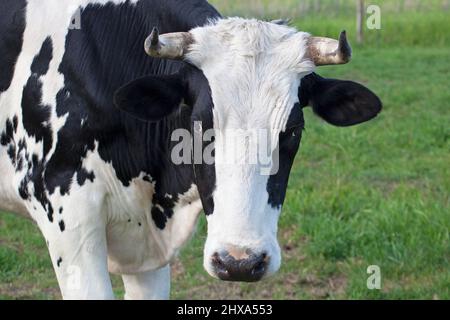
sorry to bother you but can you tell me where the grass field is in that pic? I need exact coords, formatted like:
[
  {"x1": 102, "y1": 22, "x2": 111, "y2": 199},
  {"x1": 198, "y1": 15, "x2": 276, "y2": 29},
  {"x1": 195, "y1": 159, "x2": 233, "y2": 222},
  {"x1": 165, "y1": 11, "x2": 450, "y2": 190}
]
[{"x1": 1, "y1": 1, "x2": 449, "y2": 299}]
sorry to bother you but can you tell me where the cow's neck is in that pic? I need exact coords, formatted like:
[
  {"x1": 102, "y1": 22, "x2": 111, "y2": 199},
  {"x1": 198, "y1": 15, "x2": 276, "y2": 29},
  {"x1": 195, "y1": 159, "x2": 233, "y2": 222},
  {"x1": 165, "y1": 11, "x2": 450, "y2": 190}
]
[{"x1": 68, "y1": 1, "x2": 217, "y2": 191}]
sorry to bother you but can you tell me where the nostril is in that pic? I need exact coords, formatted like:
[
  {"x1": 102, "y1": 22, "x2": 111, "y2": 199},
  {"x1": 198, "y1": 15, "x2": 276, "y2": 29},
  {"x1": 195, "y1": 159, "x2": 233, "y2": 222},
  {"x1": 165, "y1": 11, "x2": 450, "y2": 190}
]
[
  {"x1": 251, "y1": 252, "x2": 268, "y2": 276},
  {"x1": 261, "y1": 252, "x2": 268, "y2": 261},
  {"x1": 212, "y1": 252, "x2": 228, "y2": 274},
  {"x1": 252, "y1": 260, "x2": 265, "y2": 275}
]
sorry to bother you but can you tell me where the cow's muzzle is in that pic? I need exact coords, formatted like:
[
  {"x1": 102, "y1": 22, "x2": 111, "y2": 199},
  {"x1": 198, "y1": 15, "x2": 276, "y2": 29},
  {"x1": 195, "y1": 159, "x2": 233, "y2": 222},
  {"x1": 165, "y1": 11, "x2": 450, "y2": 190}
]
[{"x1": 211, "y1": 248, "x2": 269, "y2": 282}]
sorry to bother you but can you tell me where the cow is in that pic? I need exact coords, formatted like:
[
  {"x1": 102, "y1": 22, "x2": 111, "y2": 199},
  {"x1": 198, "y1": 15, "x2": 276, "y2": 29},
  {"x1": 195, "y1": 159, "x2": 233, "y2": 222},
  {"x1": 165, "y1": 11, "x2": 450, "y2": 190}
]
[{"x1": 0, "y1": 0, "x2": 382, "y2": 299}]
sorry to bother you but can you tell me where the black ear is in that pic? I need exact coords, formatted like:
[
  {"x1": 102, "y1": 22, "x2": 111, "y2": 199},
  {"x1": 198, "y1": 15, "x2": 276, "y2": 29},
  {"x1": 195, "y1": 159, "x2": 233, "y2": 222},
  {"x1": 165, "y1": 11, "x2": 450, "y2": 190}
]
[
  {"x1": 114, "y1": 74, "x2": 185, "y2": 122},
  {"x1": 299, "y1": 73, "x2": 382, "y2": 127}
]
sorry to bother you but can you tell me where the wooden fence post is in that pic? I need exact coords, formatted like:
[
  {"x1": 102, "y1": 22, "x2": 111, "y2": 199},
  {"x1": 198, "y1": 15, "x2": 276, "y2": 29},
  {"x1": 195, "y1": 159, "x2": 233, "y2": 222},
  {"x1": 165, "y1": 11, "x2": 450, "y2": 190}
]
[{"x1": 356, "y1": 0, "x2": 365, "y2": 44}]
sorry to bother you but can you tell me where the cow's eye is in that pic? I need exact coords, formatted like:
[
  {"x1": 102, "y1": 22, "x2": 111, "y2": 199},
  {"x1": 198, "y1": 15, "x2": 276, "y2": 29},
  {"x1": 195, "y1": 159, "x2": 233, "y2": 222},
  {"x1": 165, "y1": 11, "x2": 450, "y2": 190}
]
[
  {"x1": 283, "y1": 124, "x2": 304, "y2": 135},
  {"x1": 279, "y1": 125, "x2": 302, "y2": 157},
  {"x1": 280, "y1": 125, "x2": 302, "y2": 144}
]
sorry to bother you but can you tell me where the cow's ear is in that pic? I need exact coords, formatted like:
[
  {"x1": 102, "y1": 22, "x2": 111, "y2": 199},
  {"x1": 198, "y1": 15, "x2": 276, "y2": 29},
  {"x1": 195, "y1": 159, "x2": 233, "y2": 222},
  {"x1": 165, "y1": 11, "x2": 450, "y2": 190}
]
[
  {"x1": 114, "y1": 74, "x2": 185, "y2": 122},
  {"x1": 299, "y1": 73, "x2": 382, "y2": 127}
]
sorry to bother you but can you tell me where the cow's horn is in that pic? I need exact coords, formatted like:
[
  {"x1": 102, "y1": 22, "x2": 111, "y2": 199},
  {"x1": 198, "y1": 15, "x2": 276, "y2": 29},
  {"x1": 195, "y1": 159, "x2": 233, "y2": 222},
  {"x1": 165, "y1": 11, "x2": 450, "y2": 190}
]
[
  {"x1": 144, "y1": 27, "x2": 193, "y2": 60},
  {"x1": 307, "y1": 31, "x2": 352, "y2": 66}
]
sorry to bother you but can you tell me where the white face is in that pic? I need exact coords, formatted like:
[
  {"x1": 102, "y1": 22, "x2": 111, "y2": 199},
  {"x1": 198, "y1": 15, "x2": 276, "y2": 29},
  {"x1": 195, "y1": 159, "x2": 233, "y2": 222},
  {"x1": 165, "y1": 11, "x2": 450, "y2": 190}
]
[{"x1": 186, "y1": 18, "x2": 316, "y2": 281}]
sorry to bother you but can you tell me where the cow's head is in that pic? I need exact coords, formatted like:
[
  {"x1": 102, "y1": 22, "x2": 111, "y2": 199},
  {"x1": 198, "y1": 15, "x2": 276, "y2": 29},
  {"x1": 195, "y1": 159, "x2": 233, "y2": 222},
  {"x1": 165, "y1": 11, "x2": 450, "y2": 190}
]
[{"x1": 114, "y1": 18, "x2": 381, "y2": 282}]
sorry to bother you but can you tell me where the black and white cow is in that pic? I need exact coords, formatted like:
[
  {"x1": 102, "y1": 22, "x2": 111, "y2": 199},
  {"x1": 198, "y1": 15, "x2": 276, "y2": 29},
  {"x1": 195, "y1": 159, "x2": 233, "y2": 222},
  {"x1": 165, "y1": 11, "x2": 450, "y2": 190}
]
[{"x1": 0, "y1": 0, "x2": 381, "y2": 299}]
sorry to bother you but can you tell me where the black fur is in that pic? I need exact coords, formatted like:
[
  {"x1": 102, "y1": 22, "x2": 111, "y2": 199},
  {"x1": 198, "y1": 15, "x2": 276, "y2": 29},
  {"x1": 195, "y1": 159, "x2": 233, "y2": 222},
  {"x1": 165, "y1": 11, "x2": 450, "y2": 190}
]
[
  {"x1": 31, "y1": 37, "x2": 53, "y2": 76},
  {"x1": 299, "y1": 73, "x2": 382, "y2": 127},
  {"x1": 0, "y1": 0, "x2": 26, "y2": 92},
  {"x1": 114, "y1": 74, "x2": 185, "y2": 122},
  {"x1": 59, "y1": 220, "x2": 65, "y2": 232},
  {"x1": 267, "y1": 105, "x2": 304, "y2": 209}
]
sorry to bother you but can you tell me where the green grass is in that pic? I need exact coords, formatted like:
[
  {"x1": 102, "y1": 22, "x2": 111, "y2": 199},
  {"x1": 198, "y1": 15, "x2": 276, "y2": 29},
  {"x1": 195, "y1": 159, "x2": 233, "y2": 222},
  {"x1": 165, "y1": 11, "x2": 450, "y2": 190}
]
[
  {"x1": 210, "y1": 0, "x2": 450, "y2": 18},
  {"x1": 1, "y1": 2, "x2": 449, "y2": 300},
  {"x1": 295, "y1": 11, "x2": 450, "y2": 47}
]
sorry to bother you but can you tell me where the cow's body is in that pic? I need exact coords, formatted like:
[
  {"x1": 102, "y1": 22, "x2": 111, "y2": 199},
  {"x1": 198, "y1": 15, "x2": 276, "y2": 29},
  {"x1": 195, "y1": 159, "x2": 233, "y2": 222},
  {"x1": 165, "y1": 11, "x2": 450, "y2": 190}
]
[
  {"x1": 1, "y1": 0, "x2": 382, "y2": 299},
  {"x1": 0, "y1": 0, "x2": 219, "y2": 298}
]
